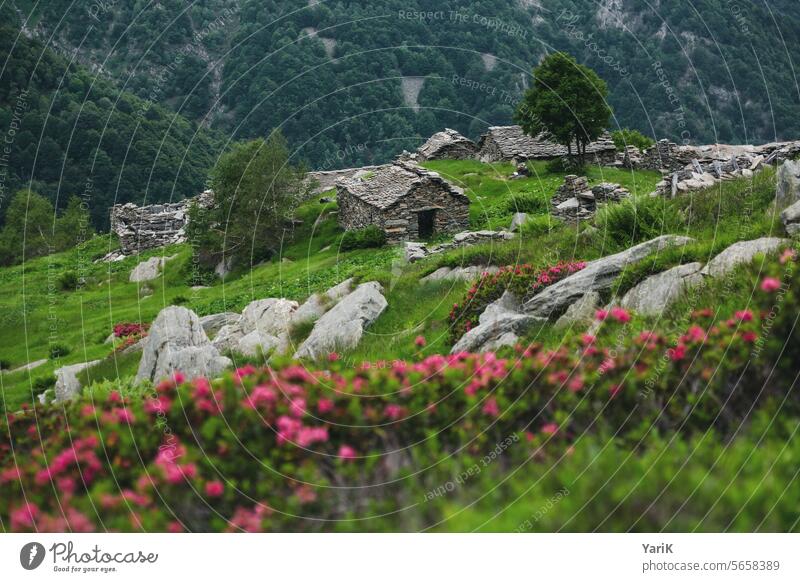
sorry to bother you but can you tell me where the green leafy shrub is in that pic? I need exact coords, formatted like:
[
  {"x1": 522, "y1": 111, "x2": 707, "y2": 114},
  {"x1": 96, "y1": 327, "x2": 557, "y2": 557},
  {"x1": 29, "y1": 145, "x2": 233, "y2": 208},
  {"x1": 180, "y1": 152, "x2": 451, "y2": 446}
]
[
  {"x1": 58, "y1": 271, "x2": 80, "y2": 291},
  {"x1": 595, "y1": 194, "x2": 683, "y2": 246},
  {"x1": 505, "y1": 191, "x2": 549, "y2": 214},
  {"x1": 31, "y1": 375, "x2": 55, "y2": 396},
  {"x1": 48, "y1": 344, "x2": 71, "y2": 359},
  {"x1": 517, "y1": 214, "x2": 560, "y2": 238},
  {"x1": 0, "y1": 359, "x2": 11, "y2": 370},
  {"x1": 171, "y1": 295, "x2": 190, "y2": 306},
  {"x1": 611, "y1": 128, "x2": 655, "y2": 151},
  {"x1": 340, "y1": 226, "x2": 386, "y2": 251}
]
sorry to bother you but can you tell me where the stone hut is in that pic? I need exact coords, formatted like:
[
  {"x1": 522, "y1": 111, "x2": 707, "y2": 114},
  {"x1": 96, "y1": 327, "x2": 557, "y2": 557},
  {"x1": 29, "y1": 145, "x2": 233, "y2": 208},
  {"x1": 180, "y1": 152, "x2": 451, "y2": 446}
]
[
  {"x1": 336, "y1": 162, "x2": 470, "y2": 243},
  {"x1": 416, "y1": 128, "x2": 478, "y2": 161},
  {"x1": 477, "y1": 125, "x2": 617, "y2": 164}
]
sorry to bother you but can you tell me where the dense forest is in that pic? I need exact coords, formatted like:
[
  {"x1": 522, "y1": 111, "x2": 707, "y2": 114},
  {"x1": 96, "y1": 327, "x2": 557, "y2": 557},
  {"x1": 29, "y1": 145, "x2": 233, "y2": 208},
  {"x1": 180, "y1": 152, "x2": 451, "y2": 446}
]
[
  {"x1": 0, "y1": 14, "x2": 223, "y2": 228},
  {"x1": 3, "y1": 0, "x2": 800, "y2": 223}
]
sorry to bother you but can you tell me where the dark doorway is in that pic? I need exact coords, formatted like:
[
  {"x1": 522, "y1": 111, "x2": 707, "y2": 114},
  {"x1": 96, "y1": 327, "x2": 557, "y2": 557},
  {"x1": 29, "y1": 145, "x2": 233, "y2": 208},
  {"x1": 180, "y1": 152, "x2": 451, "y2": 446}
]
[{"x1": 417, "y1": 209, "x2": 435, "y2": 239}]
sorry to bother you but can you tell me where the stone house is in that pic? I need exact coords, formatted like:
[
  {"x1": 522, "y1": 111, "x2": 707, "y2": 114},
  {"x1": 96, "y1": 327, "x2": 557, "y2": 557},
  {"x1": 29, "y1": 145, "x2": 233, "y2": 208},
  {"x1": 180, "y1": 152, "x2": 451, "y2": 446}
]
[
  {"x1": 336, "y1": 162, "x2": 470, "y2": 243},
  {"x1": 416, "y1": 128, "x2": 478, "y2": 161},
  {"x1": 477, "y1": 125, "x2": 617, "y2": 164}
]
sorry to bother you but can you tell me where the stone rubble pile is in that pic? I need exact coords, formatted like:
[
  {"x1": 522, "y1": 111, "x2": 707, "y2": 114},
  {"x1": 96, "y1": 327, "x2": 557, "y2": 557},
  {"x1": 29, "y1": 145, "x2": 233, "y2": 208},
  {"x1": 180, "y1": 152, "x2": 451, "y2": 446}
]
[{"x1": 551, "y1": 175, "x2": 629, "y2": 223}]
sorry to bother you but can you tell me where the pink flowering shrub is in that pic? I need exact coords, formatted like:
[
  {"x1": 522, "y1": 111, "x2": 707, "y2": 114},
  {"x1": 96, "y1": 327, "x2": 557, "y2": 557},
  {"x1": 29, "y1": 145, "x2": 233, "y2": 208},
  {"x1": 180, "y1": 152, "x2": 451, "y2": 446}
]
[
  {"x1": 448, "y1": 261, "x2": 586, "y2": 342},
  {"x1": 0, "y1": 253, "x2": 796, "y2": 532},
  {"x1": 112, "y1": 323, "x2": 150, "y2": 353}
]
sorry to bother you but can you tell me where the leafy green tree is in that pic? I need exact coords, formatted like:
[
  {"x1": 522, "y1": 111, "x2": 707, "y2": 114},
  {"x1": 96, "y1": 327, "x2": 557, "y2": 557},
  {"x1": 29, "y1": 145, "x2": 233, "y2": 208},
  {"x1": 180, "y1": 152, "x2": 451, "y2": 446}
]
[
  {"x1": 54, "y1": 195, "x2": 94, "y2": 252},
  {"x1": 191, "y1": 131, "x2": 308, "y2": 272},
  {"x1": 515, "y1": 52, "x2": 612, "y2": 161},
  {"x1": 0, "y1": 190, "x2": 55, "y2": 265},
  {"x1": 611, "y1": 128, "x2": 655, "y2": 152}
]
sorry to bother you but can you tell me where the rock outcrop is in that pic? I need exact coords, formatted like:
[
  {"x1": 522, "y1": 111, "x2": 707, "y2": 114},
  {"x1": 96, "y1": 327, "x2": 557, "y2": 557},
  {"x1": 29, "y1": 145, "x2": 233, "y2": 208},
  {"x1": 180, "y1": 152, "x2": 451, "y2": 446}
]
[
  {"x1": 295, "y1": 282, "x2": 387, "y2": 361},
  {"x1": 451, "y1": 291, "x2": 543, "y2": 353},
  {"x1": 780, "y1": 200, "x2": 800, "y2": 237},
  {"x1": 554, "y1": 291, "x2": 601, "y2": 330},
  {"x1": 54, "y1": 360, "x2": 101, "y2": 402},
  {"x1": 523, "y1": 235, "x2": 694, "y2": 318},
  {"x1": 129, "y1": 254, "x2": 176, "y2": 283},
  {"x1": 700, "y1": 238, "x2": 788, "y2": 278},
  {"x1": 421, "y1": 266, "x2": 499, "y2": 283},
  {"x1": 199, "y1": 312, "x2": 241, "y2": 337},
  {"x1": 551, "y1": 176, "x2": 629, "y2": 223},
  {"x1": 620, "y1": 262, "x2": 704, "y2": 316},
  {"x1": 776, "y1": 160, "x2": 800, "y2": 209},
  {"x1": 403, "y1": 230, "x2": 515, "y2": 263},
  {"x1": 136, "y1": 306, "x2": 231, "y2": 384}
]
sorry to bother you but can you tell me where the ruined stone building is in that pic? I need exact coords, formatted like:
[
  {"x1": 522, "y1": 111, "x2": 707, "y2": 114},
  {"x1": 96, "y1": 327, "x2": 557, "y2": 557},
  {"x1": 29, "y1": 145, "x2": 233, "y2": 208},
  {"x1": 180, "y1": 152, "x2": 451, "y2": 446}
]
[
  {"x1": 109, "y1": 190, "x2": 214, "y2": 256},
  {"x1": 477, "y1": 125, "x2": 617, "y2": 164},
  {"x1": 336, "y1": 162, "x2": 470, "y2": 243}
]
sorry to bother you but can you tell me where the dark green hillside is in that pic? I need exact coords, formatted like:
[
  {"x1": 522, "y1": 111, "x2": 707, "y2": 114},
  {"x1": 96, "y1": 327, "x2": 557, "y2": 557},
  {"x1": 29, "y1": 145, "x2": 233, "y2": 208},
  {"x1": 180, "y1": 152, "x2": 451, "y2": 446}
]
[
  {"x1": 0, "y1": 20, "x2": 223, "y2": 227},
  {"x1": 11, "y1": 0, "x2": 800, "y2": 169}
]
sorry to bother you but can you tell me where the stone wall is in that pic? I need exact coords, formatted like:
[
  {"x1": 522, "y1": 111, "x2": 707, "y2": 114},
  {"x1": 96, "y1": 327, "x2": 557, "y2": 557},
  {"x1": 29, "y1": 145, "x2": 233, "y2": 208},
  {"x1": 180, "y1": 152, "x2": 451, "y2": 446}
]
[{"x1": 110, "y1": 190, "x2": 214, "y2": 256}]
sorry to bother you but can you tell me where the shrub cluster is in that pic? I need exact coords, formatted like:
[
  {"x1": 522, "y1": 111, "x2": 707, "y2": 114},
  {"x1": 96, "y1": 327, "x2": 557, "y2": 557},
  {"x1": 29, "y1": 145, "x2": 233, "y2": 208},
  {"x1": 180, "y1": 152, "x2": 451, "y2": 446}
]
[
  {"x1": 448, "y1": 261, "x2": 586, "y2": 343},
  {"x1": 1, "y1": 251, "x2": 796, "y2": 532},
  {"x1": 340, "y1": 226, "x2": 387, "y2": 251}
]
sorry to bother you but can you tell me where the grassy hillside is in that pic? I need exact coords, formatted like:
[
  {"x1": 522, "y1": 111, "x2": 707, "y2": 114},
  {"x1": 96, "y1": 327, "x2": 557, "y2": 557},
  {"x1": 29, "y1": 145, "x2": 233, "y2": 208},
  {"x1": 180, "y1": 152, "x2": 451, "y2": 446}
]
[{"x1": 0, "y1": 159, "x2": 784, "y2": 413}]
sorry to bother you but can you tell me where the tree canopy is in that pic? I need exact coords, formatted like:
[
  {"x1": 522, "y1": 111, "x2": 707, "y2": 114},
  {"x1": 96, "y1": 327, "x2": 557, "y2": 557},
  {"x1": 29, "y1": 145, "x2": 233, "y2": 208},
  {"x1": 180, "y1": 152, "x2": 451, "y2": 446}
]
[{"x1": 515, "y1": 52, "x2": 612, "y2": 159}]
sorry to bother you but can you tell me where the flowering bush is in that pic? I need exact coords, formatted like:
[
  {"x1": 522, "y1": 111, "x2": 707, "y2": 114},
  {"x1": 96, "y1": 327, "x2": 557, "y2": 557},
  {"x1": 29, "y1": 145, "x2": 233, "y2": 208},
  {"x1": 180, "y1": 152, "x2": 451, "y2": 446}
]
[
  {"x1": 0, "y1": 252, "x2": 796, "y2": 532},
  {"x1": 113, "y1": 323, "x2": 149, "y2": 338},
  {"x1": 112, "y1": 323, "x2": 150, "y2": 353},
  {"x1": 448, "y1": 261, "x2": 586, "y2": 342}
]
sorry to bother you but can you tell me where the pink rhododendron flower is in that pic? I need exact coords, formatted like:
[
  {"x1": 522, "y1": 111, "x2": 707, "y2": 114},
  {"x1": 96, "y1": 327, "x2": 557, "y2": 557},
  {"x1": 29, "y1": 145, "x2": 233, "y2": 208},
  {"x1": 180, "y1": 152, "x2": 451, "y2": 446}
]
[
  {"x1": 205, "y1": 481, "x2": 224, "y2": 497},
  {"x1": 541, "y1": 423, "x2": 558, "y2": 436},
  {"x1": 172, "y1": 372, "x2": 186, "y2": 385},
  {"x1": 742, "y1": 331, "x2": 758, "y2": 343},
  {"x1": 780, "y1": 248, "x2": 796, "y2": 264},
  {"x1": 595, "y1": 309, "x2": 609, "y2": 321},
  {"x1": 482, "y1": 397, "x2": 500, "y2": 417},
  {"x1": 384, "y1": 404, "x2": 406, "y2": 420},
  {"x1": 328, "y1": 352, "x2": 339, "y2": 362},
  {"x1": 735, "y1": 310, "x2": 753, "y2": 322},
  {"x1": 760, "y1": 277, "x2": 781, "y2": 293},
  {"x1": 610, "y1": 307, "x2": 631, "y2": 323},
  {"x1": 669, "y1": 344, "x2": 687, "y2": 361},
  {"x1": 414, "y1": 335, "x2": 427, "y2": 347},
  {"x1": 317, "y1": 398, "x2": 334, "y2": 414},
  {"x1": 338, "y1": 445, "x2": 357, "y2": 460}
]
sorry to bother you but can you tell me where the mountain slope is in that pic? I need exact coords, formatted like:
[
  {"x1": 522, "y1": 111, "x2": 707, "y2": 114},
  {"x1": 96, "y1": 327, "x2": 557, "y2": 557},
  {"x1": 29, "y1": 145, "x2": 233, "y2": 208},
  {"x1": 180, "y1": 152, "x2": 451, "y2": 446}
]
[
  {"x1": 12, "y1": 0, "x2": 800, "y2": 170},
  {"x1": 0, "y1": 16, "x2": 224, "y2": 227}
]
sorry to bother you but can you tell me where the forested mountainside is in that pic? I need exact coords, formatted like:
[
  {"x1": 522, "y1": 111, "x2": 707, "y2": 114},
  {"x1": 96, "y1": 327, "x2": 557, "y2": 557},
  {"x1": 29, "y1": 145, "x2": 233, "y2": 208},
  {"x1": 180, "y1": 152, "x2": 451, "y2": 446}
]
[
  {"x1": 10, "y1": 0, "x2": 800, "y2": 171},
  {"x1": 0, "y1": 18, "x2": 223, "y2": 228}
]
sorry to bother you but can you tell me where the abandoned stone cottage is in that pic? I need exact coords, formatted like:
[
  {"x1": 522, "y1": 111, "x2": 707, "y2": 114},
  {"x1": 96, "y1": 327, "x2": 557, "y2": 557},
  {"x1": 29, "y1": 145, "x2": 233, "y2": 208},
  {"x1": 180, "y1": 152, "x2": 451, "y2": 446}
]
[
  {"x1": 336, "y1": 162, "x2": 470, "y2": 243},
  {"x1": 477, "y1": 125, "x2": 617, "y2": 164},
  {"x1": 416, "y1": 128, "x2": 478, "y2": 161}
]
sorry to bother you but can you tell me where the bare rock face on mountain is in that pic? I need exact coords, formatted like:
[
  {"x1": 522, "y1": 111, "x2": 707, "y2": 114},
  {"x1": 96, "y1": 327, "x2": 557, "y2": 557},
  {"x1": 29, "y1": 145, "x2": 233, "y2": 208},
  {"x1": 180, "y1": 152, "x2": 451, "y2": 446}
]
[
  {"x1": 295, "y1": 282, "x2": 387, "y2": 361},
  {"x1": 620, "y1": 262, "x2": 704, "y2": 316},
  {"x1": 451, "y1": 291, "x2": 544, "y2": 353},
  {"x1": 136, "y1": 306, "x2": 231, "y2": 384},
  {"x1": 700, "y1": 238, "x2": 788, "y2": 278},
  {"x1": 775, "y1": 160, "x2": 800, "y2": 209},
  {"x1": 523, "y1": 235, "x2": 694, "y2": 318}
]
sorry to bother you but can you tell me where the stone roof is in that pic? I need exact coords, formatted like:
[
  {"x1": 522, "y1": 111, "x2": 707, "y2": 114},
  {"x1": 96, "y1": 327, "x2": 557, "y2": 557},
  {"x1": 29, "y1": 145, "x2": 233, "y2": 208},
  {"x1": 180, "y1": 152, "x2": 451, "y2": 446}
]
[
  {"x1": 337, "y1": 162, "x2": 467, "y2": 210},
  {"x1": 478, "y1": 125, "x2": 616, "y2": 159},
  {"x1": 417, "y1": 128, "x2": 477, "y2": 159}
]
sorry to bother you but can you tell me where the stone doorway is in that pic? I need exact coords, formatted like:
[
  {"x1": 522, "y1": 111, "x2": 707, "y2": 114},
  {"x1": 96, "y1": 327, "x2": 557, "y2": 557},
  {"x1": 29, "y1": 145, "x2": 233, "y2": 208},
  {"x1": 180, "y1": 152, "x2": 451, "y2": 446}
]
[{"x1": 417, "y1": 209, "x2": 436, "y2": 239}]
